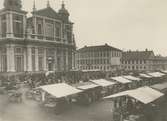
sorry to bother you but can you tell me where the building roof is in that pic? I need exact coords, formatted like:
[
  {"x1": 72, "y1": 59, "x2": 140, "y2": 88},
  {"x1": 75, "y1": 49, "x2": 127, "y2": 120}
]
[
  {"x1": 122, "y1": 50, "x2": 154, "y2": 61},
  {"x1": 77, "y1": 44, "x2": 122, "y2": 52},
  {"x1": 33, "y1": 7, "x2": 61, "y2": 20},
  {"x1": 152, "y1": 56, "x2": 167, "y2": 61}
]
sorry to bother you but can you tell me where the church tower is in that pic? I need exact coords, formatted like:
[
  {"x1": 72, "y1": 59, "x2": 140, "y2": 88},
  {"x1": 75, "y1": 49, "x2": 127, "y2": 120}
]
[
  {"x1": 58, "y1": 1, "x2": 69, "y2": 22},
  {"x1": 0, "y1": 0, "x2": 27, "y2": 38},
  {"x1": 4, "y1": 0, "x2": 22, "y2": 11}
]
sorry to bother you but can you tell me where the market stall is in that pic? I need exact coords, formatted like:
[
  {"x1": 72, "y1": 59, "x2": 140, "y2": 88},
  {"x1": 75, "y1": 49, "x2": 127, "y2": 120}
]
[
  {"x1": 111, "y1": 76, "x2": 132, "y2": 92},
  {"x1": 123, "y1": 75, "x2": 142, "y2": 88},
  {"x1": 104, "y1": 86, "x2": 164, "y2": 121},
  {"x1": 90, "y1": 79, "x2": 116, "y2": 96},
  {"x1": 160, "y1": 70, "x2": 167, "y2": 74},
  {"x1": 38, "y1": 83, "x2": 82, "y2": 113},
  {"x1": 147, "y1": 72, "x2": 166, "y2": 84},
  {"x1": 139, "y1": 73, "x2": 153, "y2": 86},
  {"x1": 73, "y1": 82, "x2": 101, "y2": 105}
]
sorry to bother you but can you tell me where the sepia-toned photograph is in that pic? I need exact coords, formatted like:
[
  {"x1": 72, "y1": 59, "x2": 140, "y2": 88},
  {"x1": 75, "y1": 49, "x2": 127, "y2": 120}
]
[{"x1": 0, "y1": 0, "x2": 167, "y2": 121}]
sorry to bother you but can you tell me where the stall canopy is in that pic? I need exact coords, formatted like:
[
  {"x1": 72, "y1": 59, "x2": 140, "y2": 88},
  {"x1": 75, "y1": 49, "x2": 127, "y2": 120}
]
[
  {"x1": 139, "y1": 73, "x2": 153, "y2": 78},
  {"x1": 73, "y1": 82, "x2": 99, "y2": 90},
  {"x1": 123, "y1": 75, "x2": 141, "y2": 81},
  {"x1": 39, "y1": 83, "x2": 82, "y2": 98},
  {"x1": 151, "y1": 82, "x2": 167, "y2": 92},
  {"x1": 45, "y1": 71, "x2": 54, "y2": 76},
  {"x1": 111, "y1": 76, "x2": 132, "y2": 84},
  {"x1": 82, "y1": 69, "x2": 101, "y2": 72},
  {"x1": 161, "y1": 70, "x2": 167, "y2": 74},
  {"x1": 147, "y1": 72, "x2": 165, "y2": 78},
  {"x1": 90, "y1": 79, "x2": 116, "y2": 87},
  {"x1": 104, "y1": 86, "x2": 164, "y2": 104}
]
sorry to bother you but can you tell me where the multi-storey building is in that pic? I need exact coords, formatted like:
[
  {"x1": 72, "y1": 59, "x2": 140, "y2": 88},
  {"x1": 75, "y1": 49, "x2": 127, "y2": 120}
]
[
  {"x1": 151, "y1": 56, "x2": 167, "y2": 71},
  {"x1": 75, "y1": 44, "x2": 122, "y2": 72},
  {"x1": 0, "y1": 0, "x2": 76, "y2": 72},
  {"x1": 121, "y1": 50, "x2": 167, "y2": 71}
]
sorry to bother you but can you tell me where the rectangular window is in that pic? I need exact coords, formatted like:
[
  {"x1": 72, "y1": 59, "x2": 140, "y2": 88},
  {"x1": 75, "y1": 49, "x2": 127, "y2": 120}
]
[
  {"x1": 15, "y1": 47, "x2": 24, "y2": 72},
  {"x1": 13, "y1": 14, "x2": 23, "y2": 38},
  {"x1": 56, "y1": 27, "x2": 60, "y2": 37},
  {"x1": 38, "y1": 56, "x2": 43, "y2": 71},
  {"x1": 1, "y1": 48, "x2": 7, "y2": 72},
  {"x1": 1, "y1": 14, "x2": 6, "y2": 37},
  {"x1": 37, "y1": 24, "x2": 42, "y2": 34},
  {"x1": 45, "y1": 22, "x2": 54, "y2": 38}
]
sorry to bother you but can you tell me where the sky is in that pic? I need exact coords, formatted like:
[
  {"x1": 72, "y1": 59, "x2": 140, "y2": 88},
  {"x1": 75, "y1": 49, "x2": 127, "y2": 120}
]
[{"x1": 0, "y1": 0, "x2": 167, "y2": 56}]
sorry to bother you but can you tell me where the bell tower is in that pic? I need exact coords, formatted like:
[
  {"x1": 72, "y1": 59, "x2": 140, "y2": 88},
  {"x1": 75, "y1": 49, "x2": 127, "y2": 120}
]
[
  {"x1": 0, "y1": 0, "x2": 27, "y2": 38},
  {"x1": 4, "y1": 0, "x2": 22, "y2": 11}
]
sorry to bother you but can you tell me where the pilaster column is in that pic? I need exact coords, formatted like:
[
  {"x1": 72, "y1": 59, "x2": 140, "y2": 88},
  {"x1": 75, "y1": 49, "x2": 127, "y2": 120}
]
[
  {"x1": 0, "y1": 16, "x2": 2, "y2": 38},
  {"x1": 23, "y1": 15, "x2": 26, "y2": 39},
  {"x1": 27, "y1": 47, "x2": 32, "y2": 71},
  {"x1": 53, "y1": 21, "x2": 55, "y2": 41},
  {"x1": 43, "y1": 48, "x2": 47, "y2": 71},
  {"x1": 6, "y1": 14, "x2": 10, "y2": 38},
  {"x1": 7, "y1": 45, "x2": 15, "y2": 72},
  {"x1": 35, "y1": 47, "x2": 39, "y2": 71},
  {"x1": 23, "y1": 48, "x2": 27, "y2": 71},
  {"x1": 61, "y1": 23, "x2": 64, "y2": 43},
  {"x1": 34, "y1": 16, "x2": 37, "y2": 39},
  {"x1": 0, "y1": 49, "x2": 2, "y2": 72},
  {"x1": 72, "y1": 51, "x2": 75, "y2": 70},
  {"x1": 66, "y1": 49, "x2": 68, "y2": 71},
  {"x1": 43, "y1": 18, "x2": 46, "y2": 40},
  {"x1": 54, "y1": 49, "x2": 57, "y2": 71},
  {"x1": 6, "y1": 13, "x2": 13, "y2": 38}
]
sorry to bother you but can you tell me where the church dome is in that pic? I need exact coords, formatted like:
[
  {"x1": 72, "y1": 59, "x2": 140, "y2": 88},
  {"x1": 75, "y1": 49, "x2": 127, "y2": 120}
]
[{"x1": 58, "y1": 1, "x2": 69, "y2": 16}]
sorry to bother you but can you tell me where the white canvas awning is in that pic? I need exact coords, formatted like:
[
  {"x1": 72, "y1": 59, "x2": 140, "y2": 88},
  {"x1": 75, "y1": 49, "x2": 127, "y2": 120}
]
[
  {"x1": 82, "y1": 69, "x2": 101, "y2": 72},
  {"x1": 161, "y1": 70, "x2": 167, "y2": 74},
  {"x1": 123, "y1": 75, "x2": 141, "y2": 81},
  {"x1": 77, "y1": 84, "x2": 99, "y2": 90},
  {"x1": 139, "y1": 73, "x2": 153, "y2": 78},
  {"x1": 90, "y1": 79, "x2": 116, "y2": 87},
  {"x1": 147, "y1": 72, "x2": 165, "y2": 78},
  {"x1": 45, "y1": 71, "x2": 54, "y2": 76},
  {"x1": 39, "y1": 83, "x2": 82, "y2": 98},
  {"x1": 111, "y1": 76, "x2": 132, "y2": 84},
  {"x1": 151, "y1": 82, "x2": 167, "y2": 92},
  {"x1": 73, "y1": 82, "x2": 99, "y2": 90},
  {"x1": 104, "y1": 86, "x2": 164, "y2": 104}
]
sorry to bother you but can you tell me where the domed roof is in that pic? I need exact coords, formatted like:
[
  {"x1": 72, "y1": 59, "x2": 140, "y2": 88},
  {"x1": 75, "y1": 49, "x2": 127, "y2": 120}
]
[
  {"x1": 58, "y1": 1, "x2": 69, "y2": 16},
  {"x1": 4, "y1": 0, "x2": 22, "y2": 10}
]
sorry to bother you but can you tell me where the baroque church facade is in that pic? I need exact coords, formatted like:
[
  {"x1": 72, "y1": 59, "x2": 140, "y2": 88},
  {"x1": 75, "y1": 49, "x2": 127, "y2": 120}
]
[{"x1": 0, "y1": 0, "x2": 76, "y2": 72}]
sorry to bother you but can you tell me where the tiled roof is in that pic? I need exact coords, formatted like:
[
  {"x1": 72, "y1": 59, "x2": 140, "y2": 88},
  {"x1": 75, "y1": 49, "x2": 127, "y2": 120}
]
[
  {"x1": 122, "y1": 51, "x2": 154, "y2": 60},
  {"x1": 77, "y1": 44, "x2": 122, "y2": 52},
  {"x1": 33, "y1": 7, "x2": 61, "y2": 20}
]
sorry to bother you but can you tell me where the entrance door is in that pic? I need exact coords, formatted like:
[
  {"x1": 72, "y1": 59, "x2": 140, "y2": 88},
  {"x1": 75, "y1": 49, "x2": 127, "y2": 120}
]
[
  {"x1": 48, "y1": 57, "x2": 54, "y2": 71},
  {"x1": 48, "y1": 62, "x2": 53, "y2": 71}
]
